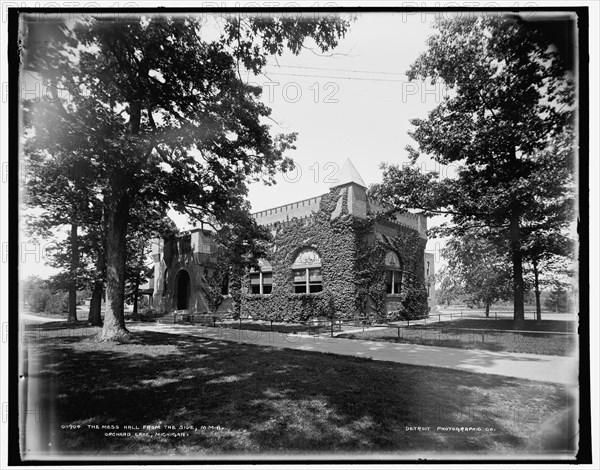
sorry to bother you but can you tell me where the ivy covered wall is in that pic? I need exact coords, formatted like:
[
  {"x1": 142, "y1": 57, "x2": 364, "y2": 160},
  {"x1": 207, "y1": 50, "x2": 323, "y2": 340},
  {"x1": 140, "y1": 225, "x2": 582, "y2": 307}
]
[
  {"x1": 240, "y1": 185, "x2": 430, "y2": 321},
  {"x1": 155, "y1": 184, "x2": 430, "y2": 321}
]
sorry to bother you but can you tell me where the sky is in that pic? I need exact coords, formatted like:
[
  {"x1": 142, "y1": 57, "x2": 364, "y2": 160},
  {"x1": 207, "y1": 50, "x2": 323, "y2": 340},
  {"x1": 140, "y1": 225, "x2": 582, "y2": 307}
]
[
  {"x1": 12, "y1": 9, "x2": 584, "y2": 279},
  {"x1": 244, "y1": 11, "x2": 441, "y2": 213},
  {"x1": 18, "y1": 11, "x2": 451, "y2": 280}
]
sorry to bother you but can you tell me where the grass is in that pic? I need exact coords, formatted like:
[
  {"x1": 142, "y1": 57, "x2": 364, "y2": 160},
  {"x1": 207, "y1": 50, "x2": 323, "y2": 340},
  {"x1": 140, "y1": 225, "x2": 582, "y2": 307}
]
[
  {"x1": 422, "y1": 319, "x2": 577, "y2": 333},
  {"x1": 21, "y1": 322, "x2": 577, "y2": 459},
  {"x1": 338, "y1": 320, "x2": 577, "y2": 356}
]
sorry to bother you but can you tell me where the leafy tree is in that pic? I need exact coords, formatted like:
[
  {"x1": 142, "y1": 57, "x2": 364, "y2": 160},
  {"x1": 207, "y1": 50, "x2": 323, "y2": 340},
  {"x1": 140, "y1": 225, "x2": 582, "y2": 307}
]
[
  {"x1": 435, "y1": 266, "x2": 463, "y2": 308},
  {"x1": 443, "y1": 233, "x2": 513, "y2": 317},
  {"x1": 519, "y1": 132, "x2": 576, "y2": 320},
  {"x1": 125, "y1": 212, "x2": 178, "y2": 316},
  {"x1": 212, "y1": 208, "x2": 273, "y2": 318},
  {"x1": 544, "y1": 286, "x2": 570, "y2": 313},
  {"x1": 371, "y1": 15, "x2": 575, "y2": 324},
  {"x1": 522, "y1": 230, "x2": 573, "y2": 320},
  {"x1": 21, "y1": 275, "x2": 52, "y2": 313},
  {"x1": 22, "y1": 14, "x2": 351, "y2": 339},
  {"x1": 24, "y1": 150, "x2": 101, "y2": 322}
]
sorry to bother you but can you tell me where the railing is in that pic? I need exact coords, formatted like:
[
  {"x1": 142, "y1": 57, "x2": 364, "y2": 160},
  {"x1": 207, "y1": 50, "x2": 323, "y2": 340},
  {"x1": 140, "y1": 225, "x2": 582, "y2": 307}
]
[{"x1": 160, "y1": 310, "x2": 576, "y2": 338}]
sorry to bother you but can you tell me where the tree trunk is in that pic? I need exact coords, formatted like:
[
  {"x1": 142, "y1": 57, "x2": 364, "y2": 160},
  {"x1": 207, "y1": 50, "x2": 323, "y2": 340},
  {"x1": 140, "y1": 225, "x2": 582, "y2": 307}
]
[
  {"x1": 509, "y1": 211, "x2": 525, "y2": 326},
  {"x1": 67, "y1": 223, "x2": 79, "y2": 322},
  {"x1": 485, "y1": 301, "x2": 491, "y2": 318},
  {"x1": 88, "y1": 284, "x2": 103, "y2": 326},
  {"x1": 88, "y1": 216, "x2": 106, "y2": 326},
  {"x1": 532, "y1": 259, "x2": 542, "y2": 321},
  {"x1": 100, "y1": 193, "x2": 130, "y2": 340},
  {"x1": 132, "y1": 276, "x2": 140, "y2": 316}
]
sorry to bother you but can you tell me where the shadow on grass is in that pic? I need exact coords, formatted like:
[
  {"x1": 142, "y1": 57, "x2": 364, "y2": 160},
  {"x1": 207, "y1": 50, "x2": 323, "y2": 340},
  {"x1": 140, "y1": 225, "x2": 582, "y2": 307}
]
[{"x1": 21, "y1": 324, "x2": 577, "y2": 458}]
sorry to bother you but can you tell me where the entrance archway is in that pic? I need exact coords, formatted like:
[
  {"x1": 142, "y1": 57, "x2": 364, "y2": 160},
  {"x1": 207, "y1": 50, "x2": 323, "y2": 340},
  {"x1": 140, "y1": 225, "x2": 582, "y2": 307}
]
[{"x1": 174, "y1": 270, "x2": 191, "y2": 310}]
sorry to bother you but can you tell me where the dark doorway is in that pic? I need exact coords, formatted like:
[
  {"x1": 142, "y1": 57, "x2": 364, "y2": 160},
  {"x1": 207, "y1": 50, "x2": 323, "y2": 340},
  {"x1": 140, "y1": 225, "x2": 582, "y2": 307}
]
[{"x1": 175, "y1": 270, "x2": 191, "y2": 310}]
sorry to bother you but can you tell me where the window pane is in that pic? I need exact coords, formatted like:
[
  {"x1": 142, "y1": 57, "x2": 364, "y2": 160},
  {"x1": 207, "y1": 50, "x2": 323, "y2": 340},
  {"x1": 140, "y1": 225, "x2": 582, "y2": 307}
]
[
  {"x1": 250, "y1": 285, "x2": 261, "y2": 294},
  {"x1": 262, "y1": 272, "x2": 273, "y2": 285},
  {"x1": 309, "y1": 284, "x2": 322, "y2": 293},
  {"x1": 308, "y1": 268, "x2": 322, "y2": 283},
  {"x1": 263, "y1": 285, "x2": 272, "y2": 295},
  {"x1": 250, "y1": 273, "x2": 260, "y2": 285},
  {"x1": 293, "y1": 269, "x2": 306, "y2": 283},
  {"x1": 395, "y1": 270, "x2": 403, "y2": 293},
  {"x1": 386, "y1": 270, "x2": 393, "y2": 294},
  {"x1": 295, "y1": 285, "x2": 307, "y2": 293}
]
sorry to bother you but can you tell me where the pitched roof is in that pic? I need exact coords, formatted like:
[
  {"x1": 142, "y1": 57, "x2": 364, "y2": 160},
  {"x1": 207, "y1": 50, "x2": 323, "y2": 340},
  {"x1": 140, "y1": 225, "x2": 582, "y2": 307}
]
[{"x1": 331, "y1": 158, "x2": 367, "y2": 188}]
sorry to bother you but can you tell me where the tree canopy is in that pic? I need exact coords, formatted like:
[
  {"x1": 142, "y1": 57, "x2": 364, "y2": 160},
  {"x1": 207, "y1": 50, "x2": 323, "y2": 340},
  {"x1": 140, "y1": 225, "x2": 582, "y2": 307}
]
[
  {"x1": 371, "y1": 15, "x2": 576, "y2": 323},
  {"x1": 22, "y1": 13, "x2": 351, "y2": 339}
]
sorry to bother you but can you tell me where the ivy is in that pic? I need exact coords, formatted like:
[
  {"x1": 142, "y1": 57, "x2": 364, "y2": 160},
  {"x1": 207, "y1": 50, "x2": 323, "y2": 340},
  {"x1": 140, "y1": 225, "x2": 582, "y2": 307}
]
[{"x1": 235, "y1": 187, "x2": 430, "y2": 321}]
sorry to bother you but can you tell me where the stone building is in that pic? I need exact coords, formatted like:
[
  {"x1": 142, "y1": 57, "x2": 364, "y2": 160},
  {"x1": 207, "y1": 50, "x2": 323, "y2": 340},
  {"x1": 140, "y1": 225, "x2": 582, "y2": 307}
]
[{"x1": 151, "y1": 159, "x2": 434, "y2": 320}]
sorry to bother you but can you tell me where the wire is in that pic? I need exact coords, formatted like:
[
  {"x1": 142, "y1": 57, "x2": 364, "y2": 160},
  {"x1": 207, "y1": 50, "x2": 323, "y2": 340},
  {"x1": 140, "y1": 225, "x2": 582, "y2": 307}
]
[
  {"x1": 262, "y1": 71, "x2": 408, "y2": 83},
  {"x1": 266, "y1": 63, "x2": 407, "y2": 77}
]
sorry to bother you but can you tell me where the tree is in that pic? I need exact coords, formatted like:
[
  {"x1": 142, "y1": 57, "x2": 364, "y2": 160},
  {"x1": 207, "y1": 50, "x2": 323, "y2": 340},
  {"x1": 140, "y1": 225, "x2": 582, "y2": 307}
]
[
  {"x1": 443, "y1": 233, "x2": 513, "y2": 317},
  {"x1": 24, "y1": 150, "x2": 101, "y2": 322},
  {"x1": 435, "y1": 266, "x2": 463, "y2": 308},
  {"x1": 125, "y1": 212, "x2": 178, "y2": 316},
  {"x1": 522, "y1": 230, "x2": 573, "y2": 320},
  {"x1": 21, "y1": 276, "x2": 52, "y2": 313},
  {"x1": 23, "y1": 14, "x2": 351, "y2": 340},
  {"x1": 519, "y1": 132, "x2": 576, "y2": 320},
  {"x1": 371, "y1": 15, "x2": 575, "y2": 325}
]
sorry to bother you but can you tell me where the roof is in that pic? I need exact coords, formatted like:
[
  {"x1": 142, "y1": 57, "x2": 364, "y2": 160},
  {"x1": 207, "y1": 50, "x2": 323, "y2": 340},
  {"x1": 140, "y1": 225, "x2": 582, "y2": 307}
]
[{"x1": 331, "y1": 158, "x2": 367, "y2": 188}]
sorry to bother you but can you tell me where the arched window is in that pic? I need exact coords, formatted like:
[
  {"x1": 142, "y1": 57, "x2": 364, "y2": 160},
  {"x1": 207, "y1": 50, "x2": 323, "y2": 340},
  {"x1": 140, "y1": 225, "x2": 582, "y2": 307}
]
[
  {"x1": 249, "y1": 259, "x2": 273, "y2": 295},
  {"x1": 385, "y1": 251, "x2": 402, "y2": 295},
  {"x1": 292, "y1": 248, "x2": 322, "y2": 293}
]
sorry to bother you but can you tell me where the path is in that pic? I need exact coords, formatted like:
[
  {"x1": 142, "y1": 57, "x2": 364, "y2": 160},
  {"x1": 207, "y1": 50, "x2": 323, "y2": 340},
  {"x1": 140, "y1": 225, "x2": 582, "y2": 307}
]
[{"x1": 132, "y1": 322, "x2": 579, "y2": 386}]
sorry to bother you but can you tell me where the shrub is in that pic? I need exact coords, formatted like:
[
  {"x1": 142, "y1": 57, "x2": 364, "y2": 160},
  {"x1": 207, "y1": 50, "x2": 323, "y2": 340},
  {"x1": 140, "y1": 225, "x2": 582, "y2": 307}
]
[
  {"x1": 44, "y1": 292, "x2": 69, "y2": 316},
  {"x1": 28, "y1": 287, "x2": 51, "y2": 312}
]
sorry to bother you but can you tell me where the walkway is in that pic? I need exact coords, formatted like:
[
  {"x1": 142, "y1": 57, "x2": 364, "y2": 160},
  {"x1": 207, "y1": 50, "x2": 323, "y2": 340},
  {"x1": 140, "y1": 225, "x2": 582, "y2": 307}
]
[{"x1": 131, "y1": 322, "x2": 579, "y2": 386}]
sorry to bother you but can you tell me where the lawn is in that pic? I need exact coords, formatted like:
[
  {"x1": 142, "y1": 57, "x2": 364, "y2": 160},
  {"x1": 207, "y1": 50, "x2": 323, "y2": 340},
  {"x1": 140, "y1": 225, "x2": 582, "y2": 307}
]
[
  {"x1": 21, "y1": 322, "x2": 577, "y2": 459},
  {"x1": 338, "y1": 320, "x2": 577, "y2": 357}
]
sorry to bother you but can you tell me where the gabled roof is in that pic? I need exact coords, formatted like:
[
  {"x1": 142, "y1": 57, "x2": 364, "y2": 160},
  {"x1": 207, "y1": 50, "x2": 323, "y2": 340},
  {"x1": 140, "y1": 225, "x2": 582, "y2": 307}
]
[{"x1": 331, "y1": 158, "x2": 367, "y2": 189}]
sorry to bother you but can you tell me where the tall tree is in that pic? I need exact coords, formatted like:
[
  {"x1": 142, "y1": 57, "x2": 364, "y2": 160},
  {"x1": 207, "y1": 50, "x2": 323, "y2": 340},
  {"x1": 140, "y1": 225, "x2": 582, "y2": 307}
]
[
  {"x1": 24, "y1": 149, "x2": 102, "y2": 322},
  {"x1": 22, "y1": 14, "x2": 351, "y2": 340},
  {"x1": 371, "y1": 15, "x2": 575, "y2": 324},
  {"x1": 443, "y1": 233, "x2": 514, "y2": 317},
  {"x1": 434, "y1": 266, "x2": 463, "y2": 308},
  {"x1": 125, "y1": 212, "x2": 178, "y2": 316}
]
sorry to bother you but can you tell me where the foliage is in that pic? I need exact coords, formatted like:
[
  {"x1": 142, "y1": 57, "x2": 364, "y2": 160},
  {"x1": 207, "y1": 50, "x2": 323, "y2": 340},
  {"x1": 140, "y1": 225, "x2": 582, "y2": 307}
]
[
  {"x1": 44, "y1": 291, "x2": 69, "y2": 316},
  {"x1": 22, "y1": 13, "x2": 351, "y2": 338},
  {"x1": 371, "y1": 15, "x2": 575, "y2": 321},
  {"x1": 239, "y1": 188, "x2": 429, "y2": 322},
  {"x1": 443, "y1": 232, "x2": 514, "y2": 313},
  {"x1": 544, "y1": 286, "x2": 570, "y2": 313},
  {"x1": 435, "y1": 266, "x2": 463, "y2": 307},
  {"x1": 22, "y1": 276, "x2": 52, "y2": 313}
]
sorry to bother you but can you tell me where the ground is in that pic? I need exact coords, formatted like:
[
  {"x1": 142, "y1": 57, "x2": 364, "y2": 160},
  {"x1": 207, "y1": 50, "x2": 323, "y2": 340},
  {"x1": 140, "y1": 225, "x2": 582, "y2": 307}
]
[
  {"x1": 338, "y1": 319, "x2": 577, "y2": 356},
  {"x1": 21, "y1": 321, "x2": 578, "y2": 458}
]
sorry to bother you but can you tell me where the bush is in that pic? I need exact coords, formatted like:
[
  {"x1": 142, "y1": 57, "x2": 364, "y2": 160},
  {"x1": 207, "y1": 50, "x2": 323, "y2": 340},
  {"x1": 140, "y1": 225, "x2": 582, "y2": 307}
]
[
  {"x1": 28, "y1": 287, "x2": 51, "y2": 312},
  {"x1": 44, "y1": 292, "x2": 69, "y2": 316}
]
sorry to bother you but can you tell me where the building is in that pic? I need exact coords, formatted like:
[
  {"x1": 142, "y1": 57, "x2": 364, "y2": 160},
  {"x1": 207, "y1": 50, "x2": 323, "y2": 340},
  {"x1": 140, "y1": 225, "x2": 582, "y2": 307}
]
[{"x1": 151, "y1": 159, "x2": 434, "y2": 320}]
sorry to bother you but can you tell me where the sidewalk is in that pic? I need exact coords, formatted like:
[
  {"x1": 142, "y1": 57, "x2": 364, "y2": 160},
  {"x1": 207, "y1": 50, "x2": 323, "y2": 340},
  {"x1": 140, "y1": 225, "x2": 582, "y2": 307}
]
[{"x1": 132, "y1": 322, "x2": 579, "y2": 386}]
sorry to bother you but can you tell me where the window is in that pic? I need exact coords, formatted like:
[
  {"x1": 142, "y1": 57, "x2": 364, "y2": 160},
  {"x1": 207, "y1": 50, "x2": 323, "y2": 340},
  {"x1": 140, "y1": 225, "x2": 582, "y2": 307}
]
[
  {"x1": 384, "y1": 251, "x2": 402, "y2": 295},
  {"x1": 249, "y1": 270, "x2": 273, "y2": 295},
  {"x1": 292, "y1": 249, "x2": 323, "y2": 293}
]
